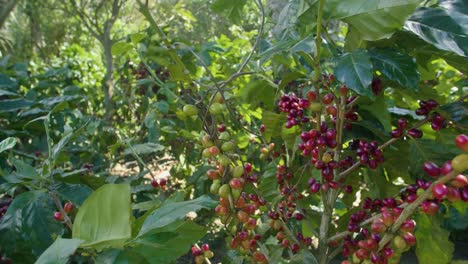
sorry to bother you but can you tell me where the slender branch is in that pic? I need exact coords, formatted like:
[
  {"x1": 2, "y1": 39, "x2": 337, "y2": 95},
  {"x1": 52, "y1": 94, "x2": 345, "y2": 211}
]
[
  {"x1": 235, "y1": 0, "x2": 265, "y2": 76},
  {"x1": 313, "y1": 0, "x2": 329, "y2": 263},
  {"x1": 377, "y1": 169, "x2": 458, "y2": 250},
  {"x1": 50, "y1": 190, "x2": 73, "y2": 229}
]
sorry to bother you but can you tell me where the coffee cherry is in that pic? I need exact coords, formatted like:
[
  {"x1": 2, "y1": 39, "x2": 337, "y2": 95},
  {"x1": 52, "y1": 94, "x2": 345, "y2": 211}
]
[
  {"x1": 259, "y1": 124, "x2": 265, "y2": 133},
  {"x1": 194, "y1": 255, "x2": 204, "y2": 264},
  {"x1": 451, "y1": 174, "x2": 468, "y2": 188},
  {"x1": 244, "y1": 163, "x2": 252, "y2": 173},
  {"x1": 159, "y1": 178, "x2": 167, "y2": 187},
  {"x1": 206, "y1": 169, "x2": 221, "y2": 180},
  {"x1": 183, "y1": 104, "x2": 198, "y2": 116},
  {"x1": 397, "y1": 118, "x2": 408, "y2": 129},
  {"x1": 208, "y1": 146, "x2": 220, "y2": 156},
  {"x1": 221, "y1": 141, "x2": 236, "y2": 152},
  {"x1": 64, "y1": 202, "x2": 74, "y2": 214},
  {"x1": 432, "y1": 183, "x2": 448, "y2": 199},
  {"x1": 217, "y1": 124, "x2": 226, "y2": 132},
  {"x1": 446, "y1": 187, "x2": 461, "y2": 202},
  {"x1": 402, "y1": 232, "x2": 416, "y2": 246},
  {"x1": 441, "y1": 161, "x2": 453, "y2": 175},
  {"x1": 391, "y1": 129, "x2": 403, "y2": 138},
  {"x1": 191, "y1": 246, "x2": 202, "y2": 256},
  {"x1": 407, "y1": 128, "x2": 423, "y2": 138},
  {"x1": 232, "y1": 165, "x2": 245, "y2": 178},
  {"x1": 382, "y1": 247, "x2": 394, "y2": 258},
  {"x1": 309, "y1": 183, "x2": 320, "y2": 193},
  {"x1": 151, "y1": 179, "x2": 159, "y2": 188},
  {"x1": 53, "y1": 212, "x2": 64, "y2": 221},
  {"x1": 209, "y1": 102, "x2": 224, "y2": 115},
  {"x1": 219, "y1": 131, "x2": 231, "y2": 141},
  {"x1": 455, "y1": 134, "x2": 468, "y2": 152},
  {"x1": 461, "y1": 186, "x2": 468, "y2": 202},
  {"x1": 452, "y1": 154, "x2": 468, "y2": 172},
  {"x1": 339, "y1": 85, "x2": 347, "y2": 96},
  {"x1": 421, "y1": 201, "x2": 439, "y2": 215},
  {"x1": 393, "y1": 235, "x2": 407, "y2": 250},
  {"x1": 215, "y1": 205, "x2": 228, "y2": 216},
  {"x1": 252, "y1": 251, "x2": 266, "y2": 263},
  {"x1": 400, "y1": 219, "x2": 416, "y2": 233},
  {"x1": 422, "y1": 161, "x2": 441, "y2": 177},
  {"x1": 218, "y1": 184, "x2": 231, "y2": 198},
  {"x1": 322, "y1": 93, "x2": 335, "y2": 104},
  {"x1": 306, "y1": 91, "x2": 317, "y2": 101}
]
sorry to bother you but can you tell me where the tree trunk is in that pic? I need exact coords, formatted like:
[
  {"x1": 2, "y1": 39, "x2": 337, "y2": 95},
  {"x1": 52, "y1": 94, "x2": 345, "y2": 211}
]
[
  {"x1": 101, "y1": 33, "x2": 114, "y2": 120},
  {"x1": 0, "y1": 0, "x2": 18, "y2": 30}
]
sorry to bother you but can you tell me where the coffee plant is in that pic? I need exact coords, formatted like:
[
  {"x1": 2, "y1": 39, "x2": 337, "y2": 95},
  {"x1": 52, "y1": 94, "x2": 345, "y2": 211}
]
[{"x1": 0, "y1": 0, "x2": 467, "y2": 263}]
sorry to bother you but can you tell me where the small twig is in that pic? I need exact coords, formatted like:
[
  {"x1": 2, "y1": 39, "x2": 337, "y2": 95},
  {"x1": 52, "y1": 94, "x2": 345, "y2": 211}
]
[
  {"x1": 377, "y1": 169, "x2": 458, "y2": 250},
  {"x1": 50, "y1": 190, "x2": 73, "y2": 229}
]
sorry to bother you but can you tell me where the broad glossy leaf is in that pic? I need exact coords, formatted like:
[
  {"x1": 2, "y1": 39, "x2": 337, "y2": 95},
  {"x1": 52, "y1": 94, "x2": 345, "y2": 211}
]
[
  {"x1": 55, "y1": 183, "x2": 93, "y2": 205},
  {"x1": 334, "y1": 49, "x2": 373, "y2": 97},
  {"x1": 326, "y1": 0, "x2": 422, "y2": 40},
  {"x1": 211, "y1": 0, "x2": 247, "y2": 25},
  {"x1": 51, "y1": 122, "x2": 89, "y2": 162},
  {"x1": 369, "y1": 49, "x2": 419, "y2": 91},
  {"x1": 111, "y1": 42, "x2": 133, "y2": 56},
  {"x1": 258, "y1": 162, "x2": 281, "y2": 204},
  {"x1": 72, "y1": 184, "x2": 132, "y2": 248},
  {"x1": 35, "y1": 238, "x2": 83, "y2": 264},
  {"x1": 10, "y1": 159, "x2": 41, "y2": 179},
  {"x1": 134, "y1": 220, "x2": 208, "y2": 264},
  {"x1": 0, "y1": 137, "x2": 16, "y2": 153},
  {"x1": 237, "y1": 79, "x2": 277, "y2": 110},
  {"x1": 290, "y1": 250, "x2": 318, "y2": 264},
  {"x1": 137, "y1": 195, "x2": 216, "y2": 237},
  {"x1": 404, "y1": 3, "x2": 468, "y2": 57},
  {"x1": 261, "y1": 111, "x2": 285, "y2": 142},
  {"x1": 0, "y1": 99, "x2": 34, "y2": 113},
  {"x1": 415, "y1": 213, "x2": 454, "y2": 264},
  {"x1": 0, "y1": 191, "x2": 64, "y2": 257},
  {"x1": 96, "y1": 249, "x2": 150, "y2": 264},
  {"x1": 359, "y1": 96, "x2": 392, "y2": 132}
]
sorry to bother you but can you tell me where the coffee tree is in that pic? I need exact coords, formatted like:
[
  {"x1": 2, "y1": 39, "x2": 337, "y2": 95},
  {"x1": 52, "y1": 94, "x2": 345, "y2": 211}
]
[{"x1": 0, "y1": 0, "x2": 467, "y2": 263}]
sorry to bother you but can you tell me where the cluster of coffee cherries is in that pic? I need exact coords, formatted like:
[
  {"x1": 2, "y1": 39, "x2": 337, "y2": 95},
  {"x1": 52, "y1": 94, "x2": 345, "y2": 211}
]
[
  {"x1": 349, "y1": 139, "x2": 384, "y2": 169},
  {"x1": 390, "y1": 117, "x2": 424, "y2": 139},
  {"x1": 278, "y1": 93, "x2": 311, "y2": 128},
  {"x1": 191, "y1": 244, "x2": 214, "y2": 264},
  {"x1": 340, "y1": 199, "x2": 414, "y2": 264},
  {"x1": 150, "y1": 177, "x2": 167, "y2": 189},
  {"x1": 268, "y1": 213, "x2": 314, "y2": 254},
  {"x1": 53, "y1": 201, "x2": 74, "y2": 221},
  {"x1": 415, "y1": 99, "x2": 447, "y2": 131}
]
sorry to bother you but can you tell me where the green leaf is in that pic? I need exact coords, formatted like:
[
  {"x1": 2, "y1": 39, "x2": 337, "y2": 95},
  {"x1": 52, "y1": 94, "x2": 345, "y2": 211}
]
[
  {"x1": 72, "y1": 184, "x2": 132, "y2": 248},
  {"x1": 334, "y1": 49, "x2": 373, "y2": 97},
  {"x1": 258, "y1": 162, "x2": 281, "y2": 204},
  {"x1": 404, "y1": 3, "x2": 468, "y2": 57},
  {"x1": 261, "y1": 111, "x2": 285, "y2": 142},
  {"x1": 0, "y1": 89, "x2": 18, "y2": 96},
  {"x1": 123, "y1": 143, "x2": 165, "y2": 156},
  {"x1": 96, "y1": 249, "x2": 150, "y2": 264},
  {"x1": 134, "y1": 220, "x2": 208, "y2": 264},
  {"x1": 10, "y1": 158, "x2": 41, "y2": 179},
  {"x1": 55, "y1": 183, "x2": 93, "y2": 205},
  {"x1": 290, "y1": 250, "x2": 318, "y2": 264},
  {"x1": 0, "y1": 99, "x2": 34, "y2": 113},
  {"x1": 0, "y1": 191, "x2": 64, "y2": 257},
  {"x1": 369, "y1": 48, "x2": 420, "y2": 91},
  {"x1": 111, "y1": 42, "x2": 133, "y2": 56},
  {"x1": 359, "y1": 96, "x2": 392, "y2": 132},
  {"x1": 415, "y1": 213, "x2": 454, "y2": 264},
  {"x1": 236, "y1": 79, "x2": 277, "y2": 110},
  {"x1": 51, "y1": 122, "x2": 89, "y2": 162},
  {"x1": 0, "y1": 137, "x2": 16, "y2": 153},
  {"x1": 35, "y1": 238, "x2": 83, "y2": 264},
  {"x1": 211, "y1": 0, "x2": 247, "y2": 25},
  {"x1": 130, "y1": 33, "x2": 146, "y2": 44},
  {"x1": 326, "y1": 0, "x2": 422, "y2": 40},
  {"x1": 137, "y1": 195, "x2": 216, "y2": 237}
]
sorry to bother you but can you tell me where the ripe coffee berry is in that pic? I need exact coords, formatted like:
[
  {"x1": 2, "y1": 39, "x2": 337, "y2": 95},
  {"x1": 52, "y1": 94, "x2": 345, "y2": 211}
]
[
  {"x1": 455, "y1": 134, "x2": 468, "y2": 152},
  {"x1": 53, "y1": 212, "x2": 64, "y2": 221},
  {"x1": 423, "y1": 161, "x2": 441, "y2": 177},
  {"x1": 432, "y1": 183, "x2": 448, "y2": 199},
  {"x1": 64, "y1": 202, "x2": 74, "y2": 213}
]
